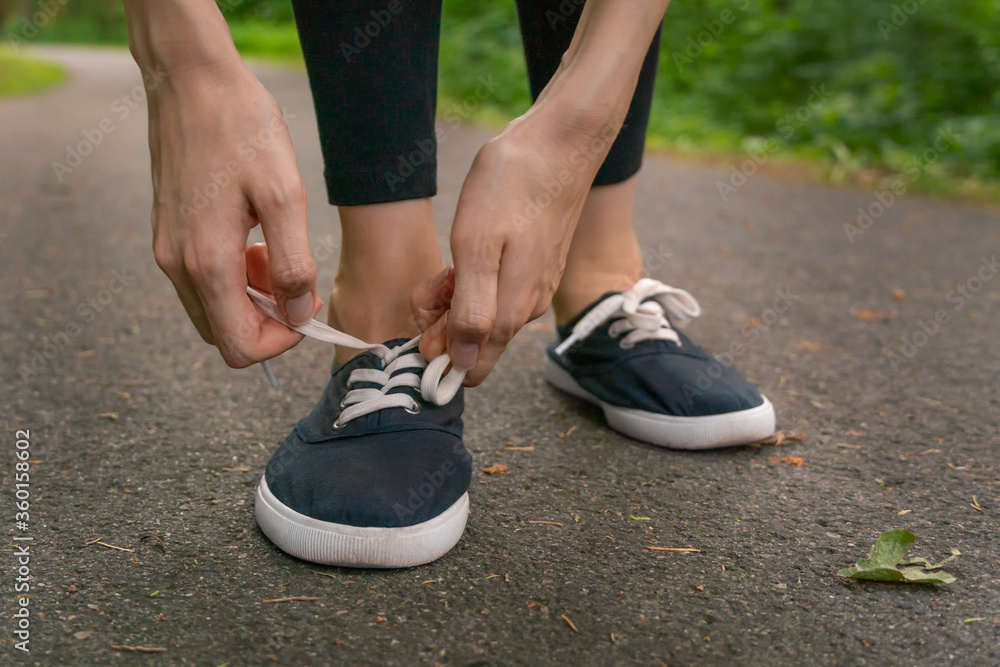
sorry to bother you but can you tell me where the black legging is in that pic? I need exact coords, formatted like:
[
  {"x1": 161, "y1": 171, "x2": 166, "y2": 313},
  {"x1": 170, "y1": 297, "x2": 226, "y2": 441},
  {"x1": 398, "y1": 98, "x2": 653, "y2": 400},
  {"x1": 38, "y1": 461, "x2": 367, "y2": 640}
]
[{"x1": 291, "y1": 0, "x2": 661, "y2": 206}]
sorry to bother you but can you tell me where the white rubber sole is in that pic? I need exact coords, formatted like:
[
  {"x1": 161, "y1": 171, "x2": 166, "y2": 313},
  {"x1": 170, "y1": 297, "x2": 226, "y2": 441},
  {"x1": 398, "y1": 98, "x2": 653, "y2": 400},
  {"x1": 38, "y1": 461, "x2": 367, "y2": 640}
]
[
  {"x1": 544, "y1": 355, "x2": 776, "y2": 450},
  {"x1": 255, "y1": 477, "x2": 469, "y2": 568}
]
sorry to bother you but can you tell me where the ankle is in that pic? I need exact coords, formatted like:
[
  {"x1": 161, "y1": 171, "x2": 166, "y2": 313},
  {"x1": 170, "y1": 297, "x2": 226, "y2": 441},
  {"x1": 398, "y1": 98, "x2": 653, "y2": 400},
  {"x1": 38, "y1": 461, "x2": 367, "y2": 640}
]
[
  {"x1": 553, "y1": 267, "x2": 643, "y2": 326},
  {"x1": 328, "y1": 271, "x2": 434, "y2": 364},
  {"x1": 330, "y1": 199, "x2": 444, "y2": 362}
]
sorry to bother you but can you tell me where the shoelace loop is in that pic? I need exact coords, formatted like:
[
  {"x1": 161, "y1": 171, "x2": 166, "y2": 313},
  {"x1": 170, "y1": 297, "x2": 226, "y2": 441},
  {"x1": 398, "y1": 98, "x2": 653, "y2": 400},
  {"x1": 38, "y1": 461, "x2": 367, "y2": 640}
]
[
  {"x1": 554, "y1": 279, "x2": 701, "y2": 356},
  {"x1": 246, "y1": 287, "x2": 465, "y2": 427}
]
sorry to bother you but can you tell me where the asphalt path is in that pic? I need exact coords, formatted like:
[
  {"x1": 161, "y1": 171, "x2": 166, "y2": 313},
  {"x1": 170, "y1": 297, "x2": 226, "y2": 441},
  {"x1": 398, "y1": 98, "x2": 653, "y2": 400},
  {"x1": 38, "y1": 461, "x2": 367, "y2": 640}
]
[{"x1": 1, "y1": 46, "x2": 999, "y2": 665}]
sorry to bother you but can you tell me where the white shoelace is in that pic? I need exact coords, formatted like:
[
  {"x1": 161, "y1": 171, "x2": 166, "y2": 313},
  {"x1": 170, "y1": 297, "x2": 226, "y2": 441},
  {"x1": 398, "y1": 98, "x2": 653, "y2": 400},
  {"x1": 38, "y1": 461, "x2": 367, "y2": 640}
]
[
  {"x1": 247, "y1": 287, "x2": 465, "y2": 428},
  {"x1": 554, "y1": 279, "x2": 702, "y2": 356}
]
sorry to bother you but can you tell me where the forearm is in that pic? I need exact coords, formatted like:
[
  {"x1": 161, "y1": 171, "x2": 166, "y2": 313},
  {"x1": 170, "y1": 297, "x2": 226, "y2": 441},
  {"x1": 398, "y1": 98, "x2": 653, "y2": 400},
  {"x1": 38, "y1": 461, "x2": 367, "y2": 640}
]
[
  {"x1": 531, "y1": 0, "x2": 670, "y2": 136},
  {"x1": 123, "y1": 0, "x2": 243, "y2": 80}
]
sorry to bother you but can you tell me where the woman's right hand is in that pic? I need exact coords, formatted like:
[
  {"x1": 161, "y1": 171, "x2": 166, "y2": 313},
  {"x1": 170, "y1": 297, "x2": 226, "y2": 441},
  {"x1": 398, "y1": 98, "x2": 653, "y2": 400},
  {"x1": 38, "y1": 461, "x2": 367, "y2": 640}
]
[{"x1": 145, "y1": 62, "x2": 321, "y2": 368}]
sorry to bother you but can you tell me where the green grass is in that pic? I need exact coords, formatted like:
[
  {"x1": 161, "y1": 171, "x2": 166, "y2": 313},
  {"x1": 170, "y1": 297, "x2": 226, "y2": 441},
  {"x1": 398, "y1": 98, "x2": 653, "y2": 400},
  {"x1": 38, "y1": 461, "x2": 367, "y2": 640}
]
[
  {"x1": 229, "y1": 20, "x2": 304, "y2": 68},
  {"x1": 0, "y1": 48, "x2": 67, "y2": 98}
]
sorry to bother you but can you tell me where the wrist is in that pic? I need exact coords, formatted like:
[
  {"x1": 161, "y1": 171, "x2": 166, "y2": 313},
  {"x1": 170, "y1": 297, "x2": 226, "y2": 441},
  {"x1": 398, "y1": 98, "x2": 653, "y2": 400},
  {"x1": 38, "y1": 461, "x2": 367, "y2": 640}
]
[{"x1": 125, "y1": 0, "x2": 245, "y2": 88}]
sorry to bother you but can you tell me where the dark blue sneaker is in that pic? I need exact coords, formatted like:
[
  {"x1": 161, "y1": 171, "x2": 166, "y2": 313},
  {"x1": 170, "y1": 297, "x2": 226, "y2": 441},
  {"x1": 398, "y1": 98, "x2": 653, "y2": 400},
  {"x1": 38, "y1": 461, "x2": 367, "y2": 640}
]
[
  {"x1": 544, "y1": 279, "x2": 775, "y2": 450},
  {"x1": 247, "y1": 289, "x2": 471, "y2": 568}
]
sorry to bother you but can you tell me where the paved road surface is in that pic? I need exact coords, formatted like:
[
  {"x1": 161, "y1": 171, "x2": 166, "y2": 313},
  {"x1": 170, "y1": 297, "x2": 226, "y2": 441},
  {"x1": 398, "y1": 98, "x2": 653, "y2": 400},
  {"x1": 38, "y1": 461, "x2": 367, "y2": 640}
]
[{"x1": 2, "y1": 47, "x2": 999, "y2": 665}]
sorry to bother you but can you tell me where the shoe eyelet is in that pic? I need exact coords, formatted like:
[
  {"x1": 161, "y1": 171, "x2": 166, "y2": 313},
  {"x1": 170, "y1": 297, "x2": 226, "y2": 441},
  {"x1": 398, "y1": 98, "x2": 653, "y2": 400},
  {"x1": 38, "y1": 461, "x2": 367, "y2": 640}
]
[
  {"x1": 404, "y1": 402, "x2": 422, "y2": 415},
  {"x1": 331, "y1": 419, "x2": 345, "y2": 430}
]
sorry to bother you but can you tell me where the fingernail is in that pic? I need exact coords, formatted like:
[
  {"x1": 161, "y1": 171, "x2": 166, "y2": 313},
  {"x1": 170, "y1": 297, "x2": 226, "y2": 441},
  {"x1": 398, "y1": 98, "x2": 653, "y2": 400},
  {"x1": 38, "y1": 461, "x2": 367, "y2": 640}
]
[
  {"x1": 285, "y1": 293, "x2": 314, "y2": 324},
  {"x1": 450, "y1": 341, "x2": 479, "y2": 370}
]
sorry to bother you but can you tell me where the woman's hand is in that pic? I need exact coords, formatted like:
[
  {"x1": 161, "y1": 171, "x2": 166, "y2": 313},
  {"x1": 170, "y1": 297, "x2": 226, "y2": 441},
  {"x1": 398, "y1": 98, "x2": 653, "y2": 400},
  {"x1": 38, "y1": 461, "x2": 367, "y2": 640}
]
[
  {"x1": 146, "y1": 63, "x2": 321, "y2": 368},
  {"x1": 126, "y1": 0, "x2": 321, "y2": 368},
  {"x1": 413, "y1": 112, "x2": 618, "y2": 385}
]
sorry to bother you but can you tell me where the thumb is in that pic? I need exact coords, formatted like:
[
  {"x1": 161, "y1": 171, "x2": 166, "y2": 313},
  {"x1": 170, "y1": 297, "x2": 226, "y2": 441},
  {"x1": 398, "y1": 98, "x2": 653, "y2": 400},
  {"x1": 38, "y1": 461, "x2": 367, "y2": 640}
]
[
  {"x1": 448, "y1": 258, "x2": 498, "y2": 371},
  {"x1": 253, "y1": 181, "x2": 317, "y2": 325}
]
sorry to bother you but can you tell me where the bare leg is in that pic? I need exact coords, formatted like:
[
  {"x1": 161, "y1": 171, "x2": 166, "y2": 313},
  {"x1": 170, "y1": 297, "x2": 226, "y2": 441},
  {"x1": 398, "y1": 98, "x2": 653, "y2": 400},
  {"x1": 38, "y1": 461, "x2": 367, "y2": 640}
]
[
  {"x1": 552, "y1": 177, "x2": 644, "y2": 326},
  {"x1": 329, "y1": 199, "x2": 445, "y2": 364}
]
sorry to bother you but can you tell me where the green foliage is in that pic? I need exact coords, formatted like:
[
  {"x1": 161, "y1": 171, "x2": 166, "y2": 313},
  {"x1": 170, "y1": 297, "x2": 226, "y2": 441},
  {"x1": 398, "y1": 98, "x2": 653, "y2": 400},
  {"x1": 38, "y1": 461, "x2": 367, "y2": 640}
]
[
  {"x1": 228, "y1": 19, "x2": 302, "y2": 64},
  {"x1": 0, "y1": 48, "x2": 66, "y2": 98},
  {"x1": 9, "y1": 0, "x2": 1000, "y2": 192},
  {"x1": 838, "y1": 529, "x2": 960, "y2": 584}
]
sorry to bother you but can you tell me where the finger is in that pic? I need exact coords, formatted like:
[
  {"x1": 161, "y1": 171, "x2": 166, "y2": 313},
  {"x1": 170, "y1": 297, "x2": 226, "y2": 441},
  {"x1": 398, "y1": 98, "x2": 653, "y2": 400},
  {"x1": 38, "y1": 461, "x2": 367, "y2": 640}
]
[
  {"x1": 448, "y1": 241, "x2": 500, "y2": 371},
  {"x1": 188, "y1": 229, "x2": 311, "y2": 368},
  {"x1": 153, "y1": 236, "x2": 215, "y2": 344},
  {"x1": 460, "y1": 338, "x2": 505, "y2": 387},
  {"x1": 246, "y1": 242, "x2": 323, "y2": 322},
  {"x1": 171, "y1": 273, "x2": 216, "y2": 345},
  {"x1": 458, "y1": 261, "x2": 530, "y2": 386},
  {"x1": 245, "y1": 242, "x2": 273, "y2": 293},
  {"x1": 418, "y1": 311, "x2": 448, "y2": 362},
  {"x1": 250, "y1": 175, "x2": 317, "y2": 325},
  {"x1": 410, "y1": 265, "x2": 454, "y2": 332}
]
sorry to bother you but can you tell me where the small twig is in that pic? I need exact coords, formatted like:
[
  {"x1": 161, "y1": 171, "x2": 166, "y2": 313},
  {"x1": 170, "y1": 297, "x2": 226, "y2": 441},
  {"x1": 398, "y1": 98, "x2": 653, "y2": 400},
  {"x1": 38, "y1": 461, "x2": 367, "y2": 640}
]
[
  {"x1": 222, "y1": 466, "x2": 251, "y2": 472},
  {"x1": 647, "y1": 547, "x2": 701, "y2": 553},
  {"x1": 528, "y1": 520, "x2": 563, "y2": 527},
  {"x1": 85, "y1": 538, "x2": 134, "y2": 553},
  {"x1": 262, "y1": 596, "x2": 320, "y2": 603},
  {"x1": 561, "y1": 614, "x2": 579, "y2": 632},
  {"x1": 110, "y1": 645, "x2": 166, "y2": 653},
  {"x1": 310, "y1": 570, "x2": 337, "y2": 579}
]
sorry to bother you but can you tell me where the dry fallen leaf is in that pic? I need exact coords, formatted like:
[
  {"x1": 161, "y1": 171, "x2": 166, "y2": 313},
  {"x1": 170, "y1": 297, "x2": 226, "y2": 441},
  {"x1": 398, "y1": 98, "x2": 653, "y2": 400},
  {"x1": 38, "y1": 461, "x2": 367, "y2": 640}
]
[
  {"x1": 799, "y1": 341, "x2": 823, "y2": 352},
  {"x1": 751, "y1": 431, "x2": 805, "y2": 447},
  {"x1": 98, "y1": 412, "x2": 119, "y2": 421},
  {"x1": 769, "y1": 456, "x2": 805, "y2": 467},
  {"x1": 891, "y1": 289, "x2": 906, "y2": 300},
  {"x1": 852, "y1": 308, "x2": 884, "y2": 321},
  {"x1": 481, "y1": 464, "x2": 508, "y2": 475}
]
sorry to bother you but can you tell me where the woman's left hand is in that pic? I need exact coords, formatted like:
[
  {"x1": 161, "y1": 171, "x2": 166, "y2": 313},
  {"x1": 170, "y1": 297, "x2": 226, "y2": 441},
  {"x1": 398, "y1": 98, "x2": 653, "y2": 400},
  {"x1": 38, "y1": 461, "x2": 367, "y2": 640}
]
[{"x1": 411, "y1": 112, "x2": 616, "y2": 385}]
